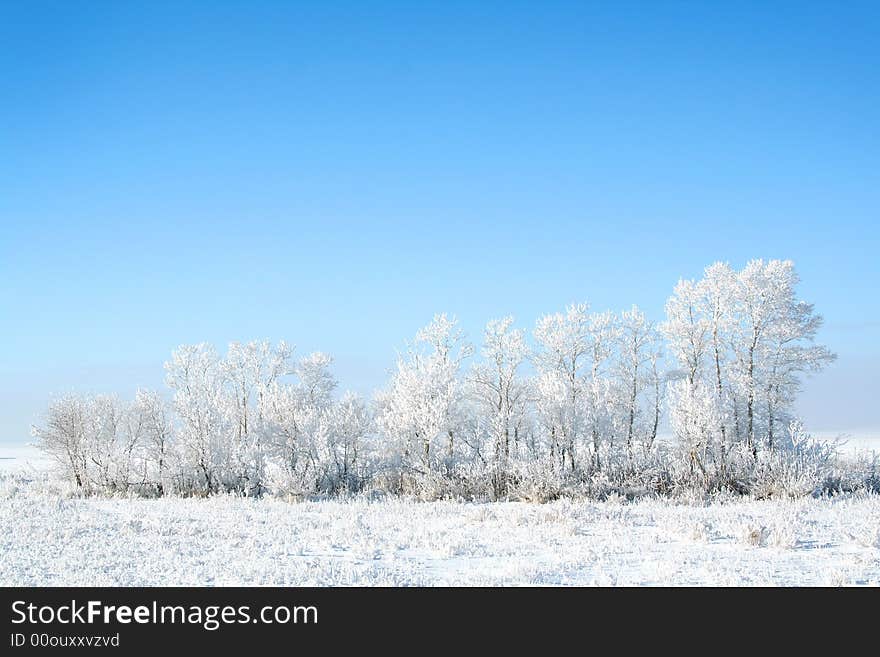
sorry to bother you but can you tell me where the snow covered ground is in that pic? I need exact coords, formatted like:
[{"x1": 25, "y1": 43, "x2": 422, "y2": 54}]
[
  {"x1": 815, "y1": 430, "x2": 880, "y2": 455},
  {"x1": 0, "y1": 444, "x2": 51, "y2": 473},
  {"x1": 2, "y1": 468, "x2": 878, "y2": 586}
]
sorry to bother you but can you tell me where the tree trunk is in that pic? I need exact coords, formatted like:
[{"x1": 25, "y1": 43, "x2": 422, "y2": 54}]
[
  {"x1": 157, "y1": 452, "x2": 165, "y2": 496},
  {"x1": 649, "y1": 369, "x2": 660, "y2": 453},
  {"x1": 626, "y1": 374, "x2": 637, "y2": 467},
  {"x1": 746, "y1": 337, "x2": 757, "y2": 458},
  {"x1": 713, "y1": 328, "x2": 727, "y2": 474},
  {"x1": 447, "y1": 430, "x2": 454, "y2": 476}
]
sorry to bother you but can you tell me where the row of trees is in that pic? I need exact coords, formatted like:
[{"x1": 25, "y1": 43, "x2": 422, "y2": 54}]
[
  {"x1": 34, "y1": 345, "x2": 372, "y2": 497},
  {"x1": 34, "y1": 260, "x2": 850, "y2": 500}
]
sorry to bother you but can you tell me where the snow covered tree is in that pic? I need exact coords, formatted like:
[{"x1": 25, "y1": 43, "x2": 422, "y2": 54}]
[
  {"x1": 698, "y1": 262, "x2": 736, "y2": 471},
  {"x1": 164, "y1": 343, "x2": 227, "y2": 494},
  {"x1": 80, "y1": 394, "x2": 129, "y2": 492},
  {"x1": 33, "y1": 393, "x2": 155, "y2": 493},
  {"x1": 469, "y1": 316, "x2": 531, "y2": 495},
  {"x1": 585, "y1": 310, "x2": 618, "y2": 470},
  {"x1": 645, "y1": 347, "x2": 663, "y2": 455},
  {"x1": 319, "y1": 392, "x2": 373, "y2": 493},
  {"x1": 32, "y1": 394, "x2": 90, "y2": 489},
  {"x1": 614, "y1": 305, "x2": 662, "y2": 465},
  {"x1": 132, "y1": 389, "x2": 174, "y2": 495},
  {"x1": 665, "y1": 260, "x2": 835, "y2": 484},
  {"x1": 663, "y1": 278, "x2": 710, "y2": 386},
  {"x1": 263, "y1": 351, "x2": 337, "y2": 495},
  {"x1": 220, "y1": 340, "x2": 293, "y2": 494},
  {"x1": 376, "y1": 314, "x2": 472, "y2": 484},
  {"x1": 727, "y1": 260, "x2": 835, "y2": 455},
  {"x1": 533, "y1": 303, "x2": 591, "y2": 473},
  {"x1": 294, "y1": 351, "x2": 337, "y2": 409},
  {"x1": 667, "y1": 378, "x2": 719, "y2": 482}
]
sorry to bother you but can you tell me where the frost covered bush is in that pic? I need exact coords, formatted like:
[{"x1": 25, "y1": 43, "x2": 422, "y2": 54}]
[
  {"x1": 30, "y1": 393, "x2": 171, "y2": 496},
  {"x1": 32, "y1": 259, "x2": 876, "y2": 502},
  {"x1": 822, "y1": 450, "x2": 880, "y2": 495},
  {"x1": 503, "y1": 460, "x2": 567, "y2": 503},
  {"x1": 749, "y1": 421, "x2": 836, "y2": 499}
]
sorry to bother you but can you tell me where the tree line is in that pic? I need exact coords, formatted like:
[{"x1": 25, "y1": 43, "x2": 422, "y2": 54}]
[{"x1": 36, "y1": 259, "x2": 873, "y2": 500}]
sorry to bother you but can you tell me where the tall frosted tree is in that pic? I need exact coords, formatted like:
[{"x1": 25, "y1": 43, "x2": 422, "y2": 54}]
[
  {"x1": 533, "y1": 303, "x2": 591, "y2": 473},
  {"x1": 469, "y1": 316, "x2": 531, "y2": 494},
  {"x1": 614, "y1": 305, "x2": 662, "y2": 465},
  {"x1": 728, "y1": 260, "x2": 835, "y2": 453},
  {"x1": 164, "y1": 343, "x2": 227, "y2": 493},
  {"x1": 585, "y1": 310, "x2": 618, "y2": 469},
  {"x1": 133, "y1": 389, "x2": 174, "y2": 495},
  {"x1": 698, "y1": 262, "x2": 736, "y2": 471},
  {"x1": 262, "y1": 351, "x2": 337, "y2": 494},
  {"x1": 376, "y1": 314, "x2": 473, "y2": 478},
  {"x1": 32, "y1": 394, "x2": 89, "y2": 489},
  {"x1": 221, "y1": 340, "x2": 293, "y2": 494},
  {"x1": 319, "y1": 392, "x2": 373, "y2": 493}
]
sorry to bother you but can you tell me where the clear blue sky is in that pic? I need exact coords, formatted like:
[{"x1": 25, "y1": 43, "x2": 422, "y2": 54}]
[{"x1": 1, "y1": 1, "x2": 878, "y2": 442}]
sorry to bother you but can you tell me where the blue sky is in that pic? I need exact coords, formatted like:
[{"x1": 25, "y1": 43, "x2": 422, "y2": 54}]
[{"x1": 1, "y1": 1, "x2": 878, "y2": 442}]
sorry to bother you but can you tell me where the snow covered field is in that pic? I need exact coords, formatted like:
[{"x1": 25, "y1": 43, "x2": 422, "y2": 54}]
[
  {"x1": 0, "y1": 445, "x2": 51, "y2": 473},
  {"x1": 2, "y1": 469, "x2": 878, "y2": 586}
]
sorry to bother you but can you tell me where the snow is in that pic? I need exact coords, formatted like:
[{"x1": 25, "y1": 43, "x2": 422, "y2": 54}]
[
  {"x1": 2, "y1": 471, "x2": 877, "y2": 586},
  {"x1": 813, "y1": 430, "x2": 880, "y2": 455},
  {"x1": 0, "y1": 444, "x2": 50, "y2": 473}
]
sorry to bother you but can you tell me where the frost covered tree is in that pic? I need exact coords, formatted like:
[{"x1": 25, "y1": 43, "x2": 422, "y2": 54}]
[
  {"x1": 469, "y1": 316, "x2": 531, "y2": 494},
  {"x1": 533, "y1": 303, "x2": 591, "y2": 473},
  {"x1": 584, "y1": 310, "x2": 618, "y2": 470},
  {"x1": 262, "y1": 351, "x2": 336, "y2": 494},
  {"x1": 77, "y1": 394, "x2": 150, "y2": 493},
  {"x1": 663, "y1": 278, "x2": 710, "y2": 387},
  {"x1": 220, "y1": 340, "x2": 292, "y2": 494},
  {"x1": 32, "y1": 394, "x2": 90, "y2": 489},
  {"x1": 164, "y1": 343, "x2": 227, "y2": 493},
  {"x1": 667, "y1": 378, "x2": 719, "y2": 481},
  {"x1": 665, "y1": 263, "x2": 740, "y2": 474},
  {"x1": 614, "y1": 305, "x2": 662, "y2": 465},
  {"x1": 33, "y1": 393, "x2": 156, "y2": 493},
  {"x1": 762, "y1": 330, "x2": 833, "y2": 450},
  {"x1": 699, "y1": 262, "x2": 736, "y2": 471},
  {"x1": 132, "y1": 389, "x2": 174, "y2": 494},
  {"x1": 664, "y1": 260, "x2": 835, "y2": 483},
  {"x1": 318, "y1": 392, "x2": 373, "y2": 493},
  {"x1": 295, "y1": 351, "x2": 337, "y2": 409},
  {"x1": 376, "y1": 314, "x2": 472, "y2": 482},
  {"x1": 728, "y1": 260, "x2": 835, "y2": 455}
]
